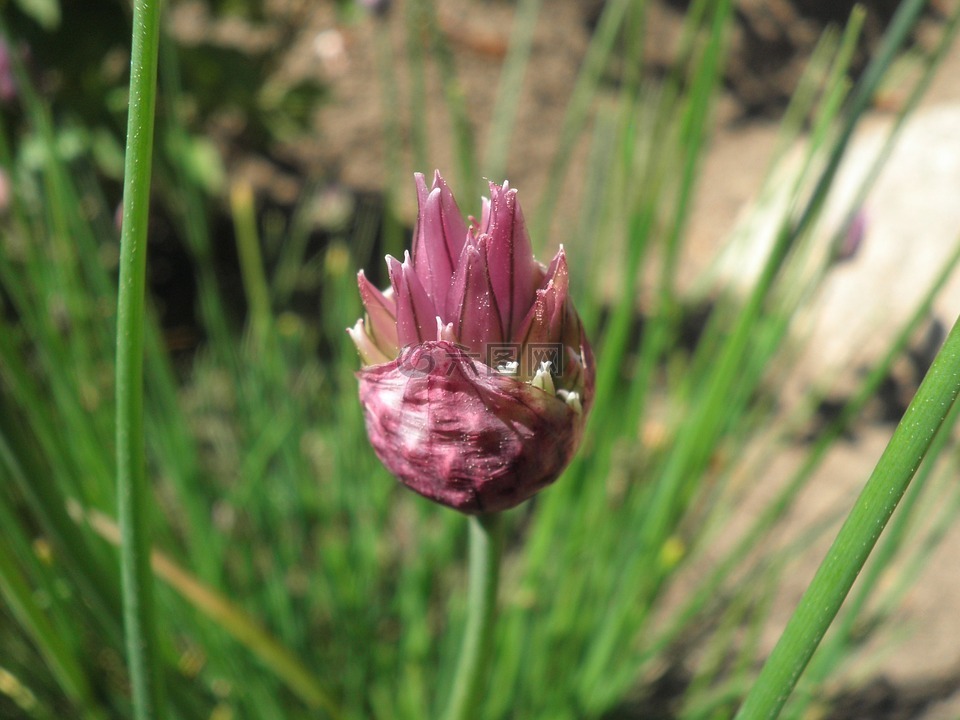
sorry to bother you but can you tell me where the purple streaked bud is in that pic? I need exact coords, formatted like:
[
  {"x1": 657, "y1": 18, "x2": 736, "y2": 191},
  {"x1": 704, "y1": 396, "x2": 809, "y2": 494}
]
[{"x1": 349, "y1": 171, "x2": 594, "y2": 513}]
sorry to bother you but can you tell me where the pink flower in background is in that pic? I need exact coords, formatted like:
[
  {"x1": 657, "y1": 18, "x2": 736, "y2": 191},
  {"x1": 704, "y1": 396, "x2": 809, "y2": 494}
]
[{"x1": 348, "y1": 171, "x2": 594, "y2": 513}]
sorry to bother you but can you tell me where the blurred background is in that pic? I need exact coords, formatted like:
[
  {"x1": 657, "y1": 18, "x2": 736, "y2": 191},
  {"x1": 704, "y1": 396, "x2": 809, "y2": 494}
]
[{"x1": 2, "y1": 0, "x2": 960, "y2": 718}]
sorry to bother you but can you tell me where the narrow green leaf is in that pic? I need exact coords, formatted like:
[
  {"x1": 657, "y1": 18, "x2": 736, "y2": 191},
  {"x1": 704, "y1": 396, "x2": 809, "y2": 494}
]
[{"x1": 116, "y1": 0, "x2": 165, "y2": 717}]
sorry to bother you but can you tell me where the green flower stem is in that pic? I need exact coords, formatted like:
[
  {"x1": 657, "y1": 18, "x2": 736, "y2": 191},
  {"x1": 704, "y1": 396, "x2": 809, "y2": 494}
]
[
  {"x1": 116, "y1": 0, "x2": 164, "y2": 717},
  {"x1": 443, "y1": 513, "x2": 504, "y2": 720},
  {"x1": 735, "y1": 310, "x2": 960, "y2": 720}
]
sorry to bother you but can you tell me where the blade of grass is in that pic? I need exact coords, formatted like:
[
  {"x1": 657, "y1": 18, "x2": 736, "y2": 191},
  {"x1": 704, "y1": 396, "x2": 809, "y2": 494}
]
[
  {"x1": 83, "y1": 508, "x2": 343, "y2": 719},
  {"x1": 867, "y1": 461, "x2": 960, "y2": 627},
  {"x1": 405, "y1": 0, "x2": 429, "y2": 172},
  {"x1": 826, "y1": 0, "x2": 960, "y2": 251},
  {"x1": 0, "y1": 511, "x2": 102, "y2": 717},
  {"x1": 372, "y1": 16, "x2": 406, "y2": 260},
  {"x1": 0, "y1": 375, "x2": 124, "y2": 645},
  {"x1": 418, "y1": 0, "x2": 478, "y2": 196},
  {"x1": 577, "y1": 1, "x2": 734, "y2": 699},
  {"x1": 482, "y1": 0, "x2": 542, "y2": 181},
  {"x1": 584, "y1": 0, "x2": 952, "y2": 696},
  {"x1": 612, "y1": 0, "x2": 734, "y2": 460},
  {"x1": 115, "y1": 0, "x2": 164, "y2": 716},
  {"x1": 786, "y1": 0, "x2": 929, "y2": 248},
  {"x1": 734, "y1": 299, "x2": 960, "y2": 720},
  {"x1": 790, "y1": 353, "x2": 960, "y2": 715},
  {"x1": 640, "y1": 229, "x2": 960, "y2": 689},
  {"x1": 531, "y1": 0, "x2": 631, "y2": 235},
  {"x1": 638, "y1": 0, "x2": 920, "y2": 612}
]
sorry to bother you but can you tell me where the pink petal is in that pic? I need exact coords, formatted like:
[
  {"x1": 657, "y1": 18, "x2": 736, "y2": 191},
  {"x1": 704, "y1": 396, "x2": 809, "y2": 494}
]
[
  {"x1": 516, "y1": 248, "x2": 570, "y2": 350},
  {"x1": 357, "y1": 341, "x2": 585, "y2": 513},
  {"x1": 548, "y1": 252, "x2": 591, "y2": 379},
  {"x1": 411, "y1": 171, "x2": 468, "y2": 315},
  {"x1": 476, "y1": 196, "x2": 492, "y2": 235},
  {"x1": 449, "y1": 236, "x2": 503, "y2": 357},
  {"x1": 483, "y1": 182, "x2": 539, "y2": 340},
  {"x1": 358, "y1": 270, "x2": 399, "y2": 356},
  {"x1": 522, "y1": 249, "x2": 594, "y2": 412},
  {"x1": 388, "y1": 252, "x2": 437, "y2": 346}
]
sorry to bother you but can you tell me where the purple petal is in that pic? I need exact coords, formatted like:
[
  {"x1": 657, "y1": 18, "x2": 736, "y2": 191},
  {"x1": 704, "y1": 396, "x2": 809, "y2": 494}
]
[
  {"x1": 358, "y1": 270, "x2": 399, "y2": 356},
  {"x1": 388, "y1": 252, "x2": 437, "y2": 346},
  {"x1": 411, "y1": 171, "x2": 468, "y2": 315},
  {"x1": 357, "y1": 341, "x2": 585, "y2": 513},
  {"x1": 518, "y1": 248, "x2": 594, "y2": 411},
  {"x1": 516, "y1": 248, "x2": 570, "y2": 350},
  {"x1": 449, "y1": 236, "x2": 503, "y2": 357},
  {"x1": 483, "y1": 181, "x2": 539, "y2": 340}
]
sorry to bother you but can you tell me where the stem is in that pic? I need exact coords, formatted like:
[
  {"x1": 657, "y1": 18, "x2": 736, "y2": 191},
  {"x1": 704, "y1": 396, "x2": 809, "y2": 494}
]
[
  {"x1": 734, "y1": 309, "x2": 960, "y2": 720},
  {"x1": 116, "y1": 0, "x2": 164, "y2": 717},
  {"x1": 442, "y1": 513, "x2": 504, "y2": 720}
]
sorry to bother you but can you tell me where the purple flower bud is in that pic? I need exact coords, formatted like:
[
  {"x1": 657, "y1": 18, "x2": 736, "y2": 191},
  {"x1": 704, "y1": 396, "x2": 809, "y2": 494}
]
[{"x1": 349, "y1": 171, "x2": 594, "y2": 513}]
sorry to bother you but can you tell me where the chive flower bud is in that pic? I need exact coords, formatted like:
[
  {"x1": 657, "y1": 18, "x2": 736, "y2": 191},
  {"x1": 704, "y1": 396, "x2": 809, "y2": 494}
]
[{"x1": 349, "y1": 171, "x2": 594, "y2": 513}]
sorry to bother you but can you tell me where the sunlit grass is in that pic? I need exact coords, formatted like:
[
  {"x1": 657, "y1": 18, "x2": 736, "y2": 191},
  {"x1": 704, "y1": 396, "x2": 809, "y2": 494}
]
[{"x1": 1, "y1": 1, "x2": 959, "y2": 718}]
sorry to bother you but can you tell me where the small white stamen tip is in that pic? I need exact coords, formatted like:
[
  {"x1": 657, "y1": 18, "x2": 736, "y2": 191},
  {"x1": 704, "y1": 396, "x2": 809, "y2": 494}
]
[
  {"x1": 531, "y1": 362, "x2": 556, "y2": 395},
  {"x1": 557, "y1": 389, "x2": 582, "y2": 415}
]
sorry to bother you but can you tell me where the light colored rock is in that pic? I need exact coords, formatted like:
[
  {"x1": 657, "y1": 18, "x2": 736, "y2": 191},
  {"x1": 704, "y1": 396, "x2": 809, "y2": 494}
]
[{"x1": 703, "y1": 103, "x2": 960, "y2": 403}]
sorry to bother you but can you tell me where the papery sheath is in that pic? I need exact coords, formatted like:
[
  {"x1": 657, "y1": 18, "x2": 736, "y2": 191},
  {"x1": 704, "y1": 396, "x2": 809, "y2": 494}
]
[{"x1": 357, "y1": 342, "x2": 582, "y2": 513}]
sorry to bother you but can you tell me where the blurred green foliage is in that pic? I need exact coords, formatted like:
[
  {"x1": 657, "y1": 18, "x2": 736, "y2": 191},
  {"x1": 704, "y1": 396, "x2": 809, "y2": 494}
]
[{"x1": 0, "y1": 0, "x2": 959, "y2": 718}]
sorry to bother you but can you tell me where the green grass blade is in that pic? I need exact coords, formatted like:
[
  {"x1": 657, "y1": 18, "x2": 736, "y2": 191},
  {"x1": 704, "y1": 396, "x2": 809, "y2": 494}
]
[
  {"x1": 84, "y1": 509, "x2": 343, "y2": 718},
  {"x1": 532, "y1": 0, "x2": 629, "y2": 235},
  {"x1": 0, "y1": 521, "x2": 98, "y2": 715},
  {"x1": 734, "y1": 295, "x2": 960, "y2": 720},
  {"x1": 482, "y1": 0, "x2": 542, "y2": 180},
  {"x1": 115, "y1": 0, "x2": 165, "y2": 716}
]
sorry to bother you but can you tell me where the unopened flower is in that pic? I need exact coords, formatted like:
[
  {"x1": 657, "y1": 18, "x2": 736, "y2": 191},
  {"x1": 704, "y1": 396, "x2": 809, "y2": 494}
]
[{"x1": 349, "y1": 171, "x2": 594, "y2": 513}]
